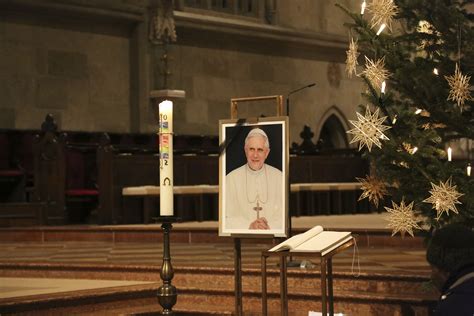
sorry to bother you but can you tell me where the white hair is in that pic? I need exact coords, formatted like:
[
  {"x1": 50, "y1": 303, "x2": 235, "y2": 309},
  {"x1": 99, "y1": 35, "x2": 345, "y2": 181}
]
[{"x1": 244, "y1": 128, "x2": 270, "y2": 149}]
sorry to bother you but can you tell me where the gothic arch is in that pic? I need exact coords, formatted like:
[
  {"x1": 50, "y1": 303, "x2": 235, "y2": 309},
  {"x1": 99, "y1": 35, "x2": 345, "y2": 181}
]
[{"x1": 315, "y1": 106, "x2": 350, "y2": 149}]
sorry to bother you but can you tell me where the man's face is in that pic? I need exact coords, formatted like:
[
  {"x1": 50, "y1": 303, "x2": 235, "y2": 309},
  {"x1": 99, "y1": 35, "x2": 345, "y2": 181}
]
[{"x1": 244, "y1": 135, "x2": 270, "y2": 171}]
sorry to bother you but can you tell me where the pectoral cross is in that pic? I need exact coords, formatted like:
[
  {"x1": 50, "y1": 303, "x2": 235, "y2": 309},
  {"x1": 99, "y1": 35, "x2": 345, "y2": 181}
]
[{"x1": 253, "y1": 200, "x2": 263, "y2": 219}]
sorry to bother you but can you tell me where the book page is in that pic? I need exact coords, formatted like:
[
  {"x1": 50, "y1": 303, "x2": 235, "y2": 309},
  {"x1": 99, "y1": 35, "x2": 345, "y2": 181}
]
[
  {"x1": 291, "y1": 231, "x2": 352, "y2": 255},
  {"x1": 269, "y1": 225, "x2": 323, "y2": 252}
]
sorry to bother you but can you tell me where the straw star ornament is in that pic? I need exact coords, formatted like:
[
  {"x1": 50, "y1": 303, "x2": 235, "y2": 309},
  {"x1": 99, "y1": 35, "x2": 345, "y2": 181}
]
[
  {"x1": 385, "y1": 199, "x2": 421, "y2": 237},
  {"x1": 366, "y1": 0, "x2": 399, "y2": 32},
  {"x1": 361, "y1": 56, "x2": 390, "y2": 90},
  {"x1": 347, "y1": 106, "x2": 391, "y2": 152},
  {"x1": 356, "y1": 175, "x2": 388, "y2": 208},
  {"x1": 416, "y1": 20, "x2": 443, "y2": 50},
  {"x1": 445, "y1": 63, "x2": 472, "y2": 111},
  {"x1": 345, "y1": 38, "x2": 360, "y2": 78},
  {"x1": 423, "y1": 178, "x2": 463, "y2": 220}
]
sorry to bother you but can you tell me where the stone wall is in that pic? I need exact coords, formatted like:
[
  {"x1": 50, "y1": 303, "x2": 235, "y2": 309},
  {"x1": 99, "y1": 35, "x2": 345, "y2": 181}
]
[
  {"x1": 0, "y1": 0, "x2": 365, "y2": 145},
  {"x1": 0, "y1": 0, "x2": 146, "y2": 132}
]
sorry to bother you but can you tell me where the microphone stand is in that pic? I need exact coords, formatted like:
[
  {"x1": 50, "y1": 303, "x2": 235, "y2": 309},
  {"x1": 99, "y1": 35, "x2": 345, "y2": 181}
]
[
  {"x1": 285, "y1": 83, "x2": 316, "y2": 267},
  {"x1": 286, "y1": 83, "x2": 316, "y2": 116}
]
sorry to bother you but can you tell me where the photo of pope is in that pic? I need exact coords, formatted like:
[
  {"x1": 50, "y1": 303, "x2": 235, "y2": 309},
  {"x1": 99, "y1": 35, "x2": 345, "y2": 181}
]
[{"x1": 225, "y1": 127, "x2": 283, "y2": 230}]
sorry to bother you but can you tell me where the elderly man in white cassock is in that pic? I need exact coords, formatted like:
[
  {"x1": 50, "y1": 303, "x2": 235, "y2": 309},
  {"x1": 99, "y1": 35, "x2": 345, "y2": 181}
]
[{"x1": 225, "y1": 128, "x2": 283, "y2": 230}]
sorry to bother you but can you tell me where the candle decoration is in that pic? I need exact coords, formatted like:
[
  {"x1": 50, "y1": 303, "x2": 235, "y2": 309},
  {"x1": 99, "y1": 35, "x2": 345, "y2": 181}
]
[
  {"x1": 376, "y1": 23, "x2": 386, "y2": 35},
  {"x1": 159, "y1": 100, "x2": 174, "y2": 216},
  {"x1": 360, "y1": 0, "x2": 366, "y2": 15}
]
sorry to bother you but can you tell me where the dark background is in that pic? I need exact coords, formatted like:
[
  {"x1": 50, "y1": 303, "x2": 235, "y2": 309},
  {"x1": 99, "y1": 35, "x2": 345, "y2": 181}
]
[{"x1": 225, "y1": 123, "x2": 283, "y2": 175}]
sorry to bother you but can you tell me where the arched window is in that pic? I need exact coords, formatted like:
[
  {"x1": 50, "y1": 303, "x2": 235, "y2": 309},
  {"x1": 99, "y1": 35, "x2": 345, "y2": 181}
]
[{"x1": 317, "y1": 108, "x2": 349, "y2": 150}]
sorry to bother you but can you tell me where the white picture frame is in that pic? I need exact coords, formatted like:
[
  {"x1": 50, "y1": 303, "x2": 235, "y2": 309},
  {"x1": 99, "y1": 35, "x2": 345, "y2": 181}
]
[{"x1": 218, "y1": 116, "x2": 289, "y2": 237}]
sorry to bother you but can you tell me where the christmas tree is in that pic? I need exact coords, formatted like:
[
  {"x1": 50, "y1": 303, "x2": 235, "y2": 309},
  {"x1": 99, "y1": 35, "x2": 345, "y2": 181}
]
[{"x1": 337, "y1": 0, "x2": 473, "y2": 235}]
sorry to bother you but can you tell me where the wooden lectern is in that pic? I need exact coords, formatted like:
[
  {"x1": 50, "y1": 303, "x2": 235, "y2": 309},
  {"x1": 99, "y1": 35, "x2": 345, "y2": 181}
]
[{"x1": 261, "y1": 238, "x2": 355, "y2": 316}]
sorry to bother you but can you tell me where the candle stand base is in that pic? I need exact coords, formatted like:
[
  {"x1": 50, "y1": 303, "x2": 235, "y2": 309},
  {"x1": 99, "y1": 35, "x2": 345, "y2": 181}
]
[{"x1": 155, "y1": 216, "x2": 181, "y2": 315}]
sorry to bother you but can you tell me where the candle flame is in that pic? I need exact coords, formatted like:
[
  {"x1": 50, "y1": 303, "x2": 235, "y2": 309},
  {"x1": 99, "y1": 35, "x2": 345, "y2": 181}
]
[
  {"x1": 376, "y1": 24, "x2": 386, "y2": 35},
  {"x1": 361, "y1": 0, "x2": 366, "y2": 15}
]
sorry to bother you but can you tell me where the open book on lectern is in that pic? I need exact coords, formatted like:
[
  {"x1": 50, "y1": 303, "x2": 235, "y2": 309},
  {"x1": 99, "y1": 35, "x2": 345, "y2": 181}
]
[{"x1": 269, "y1": 226, "x2": 352, "y2": 255}]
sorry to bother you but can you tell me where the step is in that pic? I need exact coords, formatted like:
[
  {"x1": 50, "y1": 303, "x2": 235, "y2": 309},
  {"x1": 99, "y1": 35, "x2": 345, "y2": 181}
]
[
  {"x1": 0, "y1": 263, "x2": 437, "y2": 315},
  {"x1": 0, "y1": 262, "x2": 435, "y2": 298},
  {"x1": 0, "y1": 283, "x2": 436, "y2": 316},
  {"x1": 0, "y1": 225, "x2": 425, "y2": 248}
]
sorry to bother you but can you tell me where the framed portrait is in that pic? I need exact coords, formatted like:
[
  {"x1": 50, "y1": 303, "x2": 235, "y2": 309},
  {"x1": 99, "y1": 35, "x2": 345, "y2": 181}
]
[{"x1": 218, "y1": 116, "x2": 289, "y2": 237}]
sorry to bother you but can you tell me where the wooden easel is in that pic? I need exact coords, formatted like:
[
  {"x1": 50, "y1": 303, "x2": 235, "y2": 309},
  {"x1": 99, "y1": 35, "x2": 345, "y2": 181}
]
[{"x1": 228, "y1": 95, "x2": 285, "y2": 316}]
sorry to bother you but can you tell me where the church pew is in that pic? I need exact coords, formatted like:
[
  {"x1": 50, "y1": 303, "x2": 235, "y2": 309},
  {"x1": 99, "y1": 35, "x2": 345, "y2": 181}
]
[
  {"x1": 63, "y1": 142, "x2": 99, "y2": 223},
  {"x1": 97, "y1": 133, "x2": 219, "y2": 224},
  {"x1": 31, "y1": 116, "x2": 100, "y2": 225},
  {"x1": 0, "y1": 132, "x2": 28, "y2": 202},
  {"x1": 0, "y1": 202, "x2": 46, "y2": 227},
  {"x1": 97, "y1": 136, "x2": 160, "y2": 224},
  {"x1": 289, "y1": 155, "x2": 369, "y2": 215},
  {"x1": 31, "y1": 130, "x2": 66, "y2": 224},
  {"x1": 0, "y1": 132, "x2": 46, "y2": 227},
  {"x1": 0, "y1": 126, "x2": 222, "y2": 226}
]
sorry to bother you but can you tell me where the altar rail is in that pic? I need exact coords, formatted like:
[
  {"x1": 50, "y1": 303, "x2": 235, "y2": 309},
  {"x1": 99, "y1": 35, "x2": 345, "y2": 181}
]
[{"x1": 121, "y1": 183, "x2": 364, "y2": 223}]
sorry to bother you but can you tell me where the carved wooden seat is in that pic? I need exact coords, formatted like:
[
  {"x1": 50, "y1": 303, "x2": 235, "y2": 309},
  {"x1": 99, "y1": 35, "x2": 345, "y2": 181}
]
[{"x1": 0, "y1": 133, "x2": 26, "y2": 203}]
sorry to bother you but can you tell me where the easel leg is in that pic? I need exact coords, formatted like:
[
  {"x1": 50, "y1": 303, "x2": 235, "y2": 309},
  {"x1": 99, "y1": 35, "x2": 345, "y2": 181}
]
[
  {"x1": 234, "y1": 238, "x2": 243, "y2": 316},
  {"x1": 280, "y1": 256, "x2": 288, "y2": 316},
  {"x1": 261, "y1": 255, "x2": 267, "y2": 316},
  {"x1": 320, "y1": 257, "x2": 327, "y2": 315},
  {"x1": 328, "y1": 258, "x2": 334, "y2": 316}
]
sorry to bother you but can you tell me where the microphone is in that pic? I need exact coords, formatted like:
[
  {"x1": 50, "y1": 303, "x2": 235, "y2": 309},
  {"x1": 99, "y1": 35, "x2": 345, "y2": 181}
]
[{"x1": 286, "y1": 83, "x2": 316, "y2": 116}]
